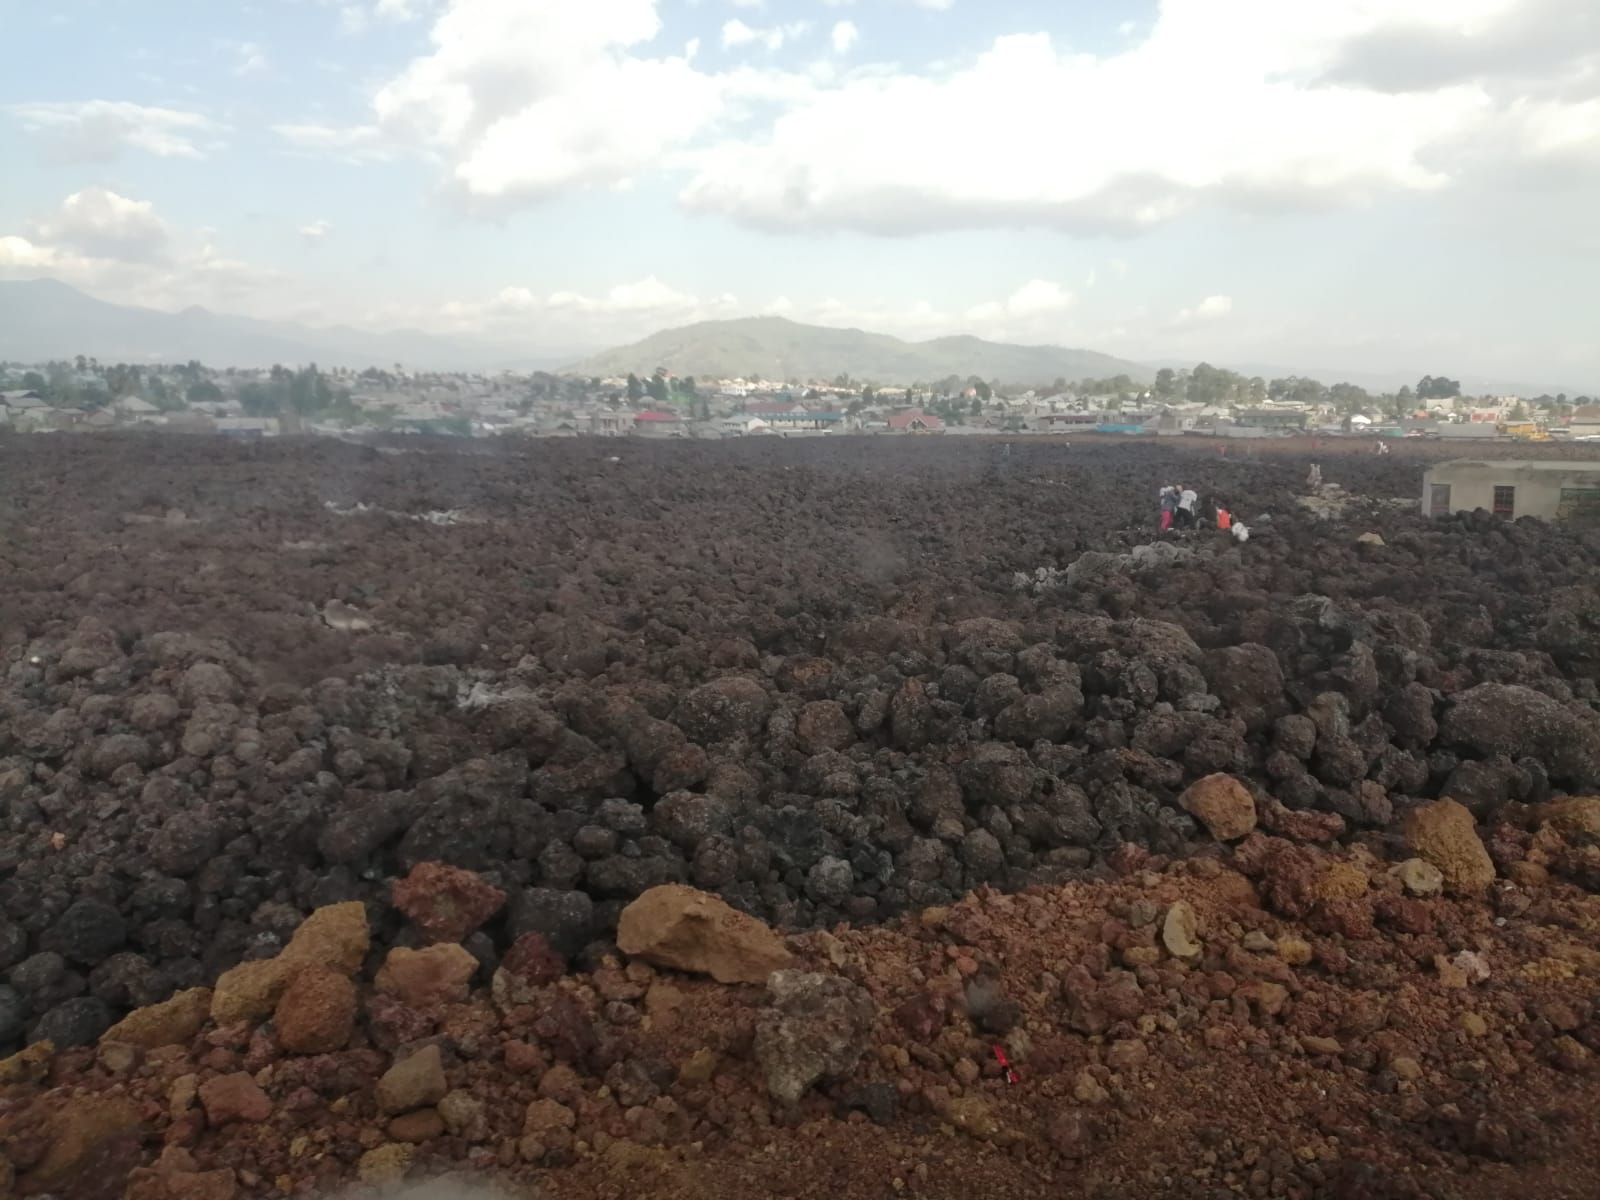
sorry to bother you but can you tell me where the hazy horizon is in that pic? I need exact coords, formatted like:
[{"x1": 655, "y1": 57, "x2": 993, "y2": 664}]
[{"x1": 1, "y1": 0, "x2": 1596, "y2": 384}]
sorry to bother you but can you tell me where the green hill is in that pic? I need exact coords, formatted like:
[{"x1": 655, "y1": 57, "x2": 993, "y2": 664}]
[{"x1": 565, "y1": 316, "x2": 1148, "y2": 386}]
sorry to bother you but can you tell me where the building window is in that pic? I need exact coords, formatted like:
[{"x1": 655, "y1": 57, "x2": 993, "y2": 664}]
[
  {"x1": 1492, "y1": 486, "x2": 1516, "y2": 517},
  {"x1": 1429, "y1": 484, "x2": 1452, "y2": 516}
]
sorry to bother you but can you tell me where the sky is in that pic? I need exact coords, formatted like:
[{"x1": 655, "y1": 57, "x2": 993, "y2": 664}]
[{"x1": 0, "y1": 0, "x2": 1596, "y2": 383}]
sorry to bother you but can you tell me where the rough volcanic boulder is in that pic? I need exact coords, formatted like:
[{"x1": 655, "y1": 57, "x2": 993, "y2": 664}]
[
  {"x1": 1202, "y1": 644, "x2": 1286, "y2": 731},
  {"x1": 754, "y1": 970, "x2": 876, "y2": 1104},
  {"x1": 616, "y1": 885, "x2": 794, "y2": 984},
  {"x1": 1439, "y1": 684, "x2": 1600, "y2": 789},
  {"x1": 392, "y1": 862, "x2": 507, "y2": 945},
  {"x1": 675, "y1": 677, "x2": 773, "y2": 743}
]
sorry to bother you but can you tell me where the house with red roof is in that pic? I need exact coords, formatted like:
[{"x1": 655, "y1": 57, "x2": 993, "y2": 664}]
[
  {"x1": 633, "y1": 410, "x2": 686, "y2": 437},
  {"x1": 886, "y1": 409, "x2": 944, "y2": 433}
]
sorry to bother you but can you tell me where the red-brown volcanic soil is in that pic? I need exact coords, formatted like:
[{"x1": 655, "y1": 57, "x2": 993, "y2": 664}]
[{"x1": 3, "y1": 432, "x2": 1600, "y2": 1199}]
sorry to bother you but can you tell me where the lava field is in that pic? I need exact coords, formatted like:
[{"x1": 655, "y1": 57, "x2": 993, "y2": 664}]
[{"x1": 2, "y1": 432, "x2": 1599, "y2": 1055}]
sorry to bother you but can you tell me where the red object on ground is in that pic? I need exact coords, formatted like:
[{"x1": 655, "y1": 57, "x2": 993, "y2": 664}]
[
  {"x1": 1217, "y1": 508, "x2": 1232, "y2": 530},
  {"x1": 993, "y1": 1045, "x2": 1019, "y2": 1085}
]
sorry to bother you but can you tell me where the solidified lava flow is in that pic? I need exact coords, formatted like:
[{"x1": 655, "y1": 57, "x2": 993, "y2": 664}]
[{"x1": 4, "y1": 433, "x2": 1600, "y2": 1200}]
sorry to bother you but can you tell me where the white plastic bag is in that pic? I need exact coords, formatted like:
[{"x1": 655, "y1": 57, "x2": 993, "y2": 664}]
[{"x1": 1232, "y1": 523, "x2": 1250, "y2": 543}]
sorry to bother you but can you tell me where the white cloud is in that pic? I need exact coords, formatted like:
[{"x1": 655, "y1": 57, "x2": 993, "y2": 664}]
[
  {"x1": 233, "y1": 42, "x2": 269, "y2": 76},
  {"x1": 299, "y1": 219, "x2": 333, "y2": 244},
  {"x1": 1, "y1": 193, "x2": 284, "y2": 316},
  {"x1": 722, "y1": 18, "x2": 806, "y2": 52},
  {"x1": 7, "y1": 100, "x2": 221, "y2": 162},
  {"x1": 30, "y1": 188, "x2": 171, "y2": 261},
  {"x1": 366, "y1": 0, "x2": 723, "y2": 204},
  {"x1": 273, "y1": 122, "x2": 394, "y2": 162},
  {"x1": 1175, "y1": 294, "x2": 1233, "y2": 324},
  {"x1": 548, "y1": 276, "x2": 701, "y2": 313},
  {"x1": 292, "y1": 0, "x2": 1600, "y2": 237}
]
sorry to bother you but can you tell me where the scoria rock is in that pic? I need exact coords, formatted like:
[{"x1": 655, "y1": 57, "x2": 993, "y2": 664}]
[
  {"x1": 273, "y1": 967, "x2": 356, "y2": 1055},
  {"x1": 100, "y1": 987, "x2": 212, "y2": 1050},
  {"x1": 391, "y1": 862, "x2": 507, "y2": 944},
  {"x1": 754, "y1": 970, "x2": 875, "y2": 1104},
  {"x1": 376, "y1": 1044, "x2": 448, "y2": 1115},
  {"x1": 375, "y1": 944, "x2": 477, "y2": 1008},
  {"x1": 198, "y1": 1073, "x2": 271, "y2": 1125},
  {"x1": 1405, "y1": 798, "x2": 1495, "y2": 894},
  {"x1": 1178, "y1": 773, "x2": 1258, "y2": 841},
  {"x1": 617, "y1": 884, "x2": 794, "y2": 985}
]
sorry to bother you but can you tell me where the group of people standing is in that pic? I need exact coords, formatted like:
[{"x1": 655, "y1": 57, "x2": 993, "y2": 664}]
[{"x1": 1158, "y1": 483, "x2": 1238, "y2": 537}]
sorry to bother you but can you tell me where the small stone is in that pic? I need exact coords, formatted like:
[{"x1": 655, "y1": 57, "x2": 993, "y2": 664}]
[
  {"x1": 1390, "y1": 1056, "x2": 1423, "y2": 1081},
  {"x1": 678, "y1": 1048, "x2": 719, "y2": 1086},
  {"x1": 523, "y1": 1098, "x2": 576, "y2": 1147},
  {"x1": 942, "y1": 1096, "x2": 1000, "y2": 1139},
  {"x1": 1405, "y1": 799, "x2": 1495, "y2": 894},
  {"x1": 1238, "y1": 981, "x2": 1289, "y2": 1018},
  {"x1": 1242, "y1": 931, "x2": 1274, "y2": 953},
  {"x1": 198, "y1": 1073, "x2": 271, "y2": 1126},
  {"x1": 392, "y1": 862, "x2": 507, "y2": 944},
  {"x1": 1178, "y1": 774, "x2": 1257, "y2": 841},
  {"x1": 0, "y1": 1041, "x2": 55, "y2": 1085},
  {"x1": 1552, "y1": 1036, "x2": 1591, "y2": 1072},
  {"x1": 1276, "y1": 937, "x2": 1313, "y2": 966},
  {"x1": 438, "y1": 1091, "x2": 489, "y2": 1142},
  {"x1": 1357, "y1": 532, "x2": 1385, "y2": 546},
  {"x1": 1123, "y1": 945, "x2": 1162, "y2": 968},
  {"x1": 1301, "y1": 1036, "x2": 1341, "y2": 1056},
  {"x1": 102, "y1": 988, "x2": 212, "y2": 1050},
  {"x1": 375, "y1": 944, "x2": 477, "y2": 1008},
  {"x1": 1507, "y1": 862, "x2": 1549, "y2": 888},
  {"x1": 1434, "y1": 955, "x2": 1469, "y2": 990},
  {"x1": 1072, "y1": 1070, "x2": 1109, "y2": 1105},
  {"x1": 1543, "y1": 797, "x2": 1600, "y2": 841},
  {"x1": 357, "y1": 1144, "x2": 413, "y2": 1185},
  {"x1": 953, "y1": 1057, "x2": 980, "y2": 1085},
  {"x1": 388, "y1": 1109, "x2": 446, "y2": 1143},
  {"x1": 20, "y1": 1094, "x2": 143, "y2": 1191},
  {"x1": 274, "y1": 967, "x2": 357, "y2": 1055},
  {"x1": 1458, "y1": 1012, "x2": 1488, "y2": 1038},
  {"x1": 376, "y1": 1044, "x2": 448, "y2": 1115},
  {"x1": 1161, "y1": 901, "x2": 1201, "y2": 960},
  {"x1": 1046, "y1": 1108, "x2": 1092, "y2": 1159},
  {"x1": 1397, "y1": 858, "x2": 1444, "y2": 898},
  {"x1": 96, "y1": 1040, "x2": 142, "y2": 1076},
  {"x1": 1106, "y1": 1039, "x2": 1148, "y2": 1072}
]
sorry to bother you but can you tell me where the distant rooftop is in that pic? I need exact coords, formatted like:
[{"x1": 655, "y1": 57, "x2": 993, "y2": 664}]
[{"x1": 1431, "y1": 459, "x2": 1600, "y2": 472}]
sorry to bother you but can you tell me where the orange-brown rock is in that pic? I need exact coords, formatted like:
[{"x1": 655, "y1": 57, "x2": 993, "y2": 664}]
[
  {"x1": 375, "y1": 944, "x2": 478, "y2": 1008},
  {"x1": 617, "y1": 884, "x2": 794, "y2": 984},
  {"x1": 1178, "y1": 774, "x2": 1258, "y2": 841},
  {"x1": 1405, "y1": 798, "x2": 1495, "y2": 894},
  {"x1": 274, "y1": 967, "x2": 357, "y2": 1055}
]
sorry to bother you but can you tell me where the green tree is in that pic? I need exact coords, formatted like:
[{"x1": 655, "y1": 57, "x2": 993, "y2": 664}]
[
  {"x1": 1154, "y1": 367, "x2": 1178, "y2": 399},
  {"x1": 970, "y1": 396, "x2": 982, "y2": 415},
  {"x1": 975, "y1": 380, "x2": 992, "y2": 403},
  {"x1": 187, "y1": 380, "x2": 224, "y2": 407},
  {"x1": 1417, "y1": 375, "x2": 1461, "y2": 400},
  {"x1": 626, "y1": 373, "x2": 644, "y2": 403},
  {"x1": 21, "y1": 371, "x2": 46, "y2": 392},
  {"x1": 646, "y1": 370, "x2": 671, "y2": 405}
]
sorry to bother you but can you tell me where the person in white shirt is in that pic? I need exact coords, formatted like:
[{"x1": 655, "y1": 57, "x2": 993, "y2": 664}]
[{"x1": 1176, "y1": 486, "x2": 1198, "y2": 529}]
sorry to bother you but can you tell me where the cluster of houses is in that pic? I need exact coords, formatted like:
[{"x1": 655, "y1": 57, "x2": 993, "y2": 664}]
[{"x1": 5, "y1": 368, "x2": 1597, "y2": 444}]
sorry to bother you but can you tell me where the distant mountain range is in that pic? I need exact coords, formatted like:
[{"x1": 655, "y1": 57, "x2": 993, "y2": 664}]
[
  {"x1": 0, "y1": 279, "x2": 571, "y2": 371},
  {"x1": 566, "y1": 316, "x2": 1150, "y2": 386}
]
